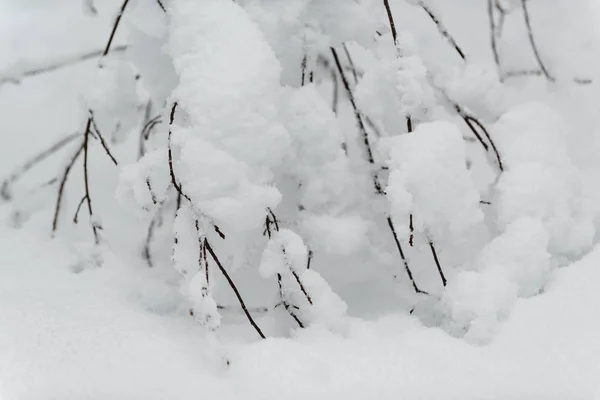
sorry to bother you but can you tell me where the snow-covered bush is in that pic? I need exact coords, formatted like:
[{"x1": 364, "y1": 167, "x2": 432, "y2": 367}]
[{"x1": 4, "y1": 0, "x2": 600, "y2": 348}]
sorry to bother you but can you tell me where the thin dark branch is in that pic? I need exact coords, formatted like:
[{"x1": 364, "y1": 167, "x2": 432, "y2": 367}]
[
  {"x1": 503, "y1": 69, "x2": 592, "y2": 84},
  {"x1": 72, "y1": 195, "x2": 87, "y2": 224},
  {"x1": 0, "y1": 46, "x2": 127, "y2": 86},
  {"x1": 301, "y1": 54, "x2": 308, "y2": 86},
  {"x1": 409, "y1": 214, "x2": 414, "y2": 247},
  {"x1": 306, "y1": 250, "x2": 313, "y2": 270},
  {"x1": 139, "y1": 100, "x2": 153, "y2": 159},
  {"x1": 520, "y1": 0, "x2": 553, "y2": 81},
  {"x1": 331, "y1": 47, "x2": 381, "y2": 192},
  {"x1": 465, "y1": 115, "x2": 504, "y2": 171},
  {"x1": 146, "y1": 178, "x2": 157, "y2": 205},
  {"x1": 217, "y1": 304, "x2": 271, "y2": 315},
  {"x1": 342, "y1": 43, "x2": 359, "y2": 85},
  {"x1": 90, "y1": 113, "x2": 118, "y2": 166},
  {"x1": 278, "y1": 274, "x2": 305, "y2": 328},
  {"x1": 143, "y1": 215, "x2": 158, "y2": 268},
  {"x1": 155, "y1": 0, "x2": 166, "y2": 12},
  {"x1": 204, "y1": 239, "x2": 266, "y2": 339},
  {"x1": 419, "y1": 1, "x2": 466, "y2": 60},
  {"x1": 488, "y1": 0, "x2": 502, "y2": 77},
  {"x1": 387, "y1": 216, "x2": 427, "y2": 294},
  {"x1": 103, "y1": 0, "x2": 131, "y2": 56},
  {"x1": 167, "y1": 102, "x2": 191, "y2": 203},
  {"x1": 82, "y1": 118, "x2": 100, "y2": 244},
  {"x1": 289, "y1": 266, "x2": 313, "y2": 305},
  {"x1": 1, "y1": 131, "x2": 81, "y2": 200},
  {"x1": 453, "y1": 104, "x2": 488, "y2": 152},
  {"x1": 428, "y1": 240, "x2": 447, "y2": 287},
  {"x1": 382, "y1": 0, "x2": 398, "y2": 43},
  {"x1": 52, "y1": 143, "x2": 85, "y2": 234}
]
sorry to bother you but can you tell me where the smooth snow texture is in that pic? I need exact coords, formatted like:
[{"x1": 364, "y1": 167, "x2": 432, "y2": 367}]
[{"x1": 1, "y1": 226, "x2": 600, "y2": 399}]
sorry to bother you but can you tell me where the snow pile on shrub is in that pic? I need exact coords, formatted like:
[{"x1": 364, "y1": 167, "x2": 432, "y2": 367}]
[
  {"x1": 386, "y1": 121, "x2": 484, "y2": 245},
  {"x1": 493, "y1": 102, "x2": 596, "y2": 257},
  {"x1": 260, "y1": 229, "x2": 347, "y2": 331}
]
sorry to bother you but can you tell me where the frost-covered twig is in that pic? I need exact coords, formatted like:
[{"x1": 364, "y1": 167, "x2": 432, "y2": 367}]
[
  {"x1": 167, "y1": 102, "x2": 226, "y2": 240},
  {"x1": 204, "y1": 239, "x2": 266, "y2": 339},
  {"x1": 264, "y1": 210, "x2": 306, "y2": 328},
  {"x1": 1, "y1": 131, "x2": 81, "y2": 201}
]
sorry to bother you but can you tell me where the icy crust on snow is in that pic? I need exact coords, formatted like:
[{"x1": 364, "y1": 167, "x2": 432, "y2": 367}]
[
  {"x1": 493, "y1": 102, "x2": 596, "y2": 257},
  {"x1": 386, "y1": 121, "x2": 484, "y2": 242}
]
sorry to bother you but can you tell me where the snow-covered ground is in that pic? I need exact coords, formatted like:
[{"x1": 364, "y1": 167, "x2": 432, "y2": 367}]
[
  {"x1": 3, "y1": 0, "x2": 600, "y2": 398},
  {"x1": 1, "y1": 224, "x2": 600, "y2": 399}
]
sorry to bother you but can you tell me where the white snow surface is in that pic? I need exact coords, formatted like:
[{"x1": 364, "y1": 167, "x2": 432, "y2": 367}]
[{"x1": 1, "y1": 226, "x2": 600, "y2": 399}]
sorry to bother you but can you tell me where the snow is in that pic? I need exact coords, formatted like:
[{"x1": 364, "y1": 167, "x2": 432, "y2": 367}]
[
  {"x1": 4, "y1": 0, "x2": 600, "y2": 398},
  {"x1": 2, "y1": 225, "x2": 600, "y2": 398}
]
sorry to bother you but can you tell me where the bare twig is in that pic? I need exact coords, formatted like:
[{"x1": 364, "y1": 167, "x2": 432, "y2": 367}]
[
  {"x1": 143, "y1": 215, "x2": 158, "y2": 268},
  {"x1": 72, "y1": 195, "x2": 87, "y2": 224},
  {"x1": 520, "y1": 0, "x2": 553, "y2": 81},
  {"x1": 52, "y1": 143, "x2": 85, "y2": 234},
  {"x1": 317, "y1": 54, "x2": 339, "y2": 115},
  {"x1": 139, "y1": 100, "x2": 153, "y2": 159},
  {"x1": 155, "y1": 0, "x2": 166, "y2": 12},
  {"x1": 204, "y1": 239, "x2": 266, "y2": 339},
  {"x1": 382, "y1": 0, "x2": 398, "y2": 43},
  {"x1": 488, "y1": 0, "x2": 502, "y2": 77},
  {"x1": 104, "y1": 0, "x2": 131, "y2": 56},
  {"x1": 503, "y1": 69, "x2": 592, "y2": 85},
  {"x1": 419, "y1": 1, "x2": 466, "y2": 60},
  {"x1": 82, "y1": 118, "x2": 100, "y2": 244},
  {"x1": 387, "y1": 217, "x2": 427, "y2": 294},
  {"x1": 428, "y1": 240, "x2": 446, "y2": 287},
  {"x1": 0, "y1": 46, "x2": 127, "y2": 86},
  {"x1": 342, "y1": 43, "x2": 359, "y2": 85},
  {"x1": 1, "y1": 132, "x2": 81, "y2": 200},
  {"x1": 301, "y1": 54, "x2": 308, "y2": 86},
  {"x1": 331, "y1": 47, "x2": 380, "y2": 190},
  {"x1": 90, "y1": 113, "x2": 118, "y2": 166},
  {"x1": 464, "y1": 114, "x2": 504, "y2": 171}
]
